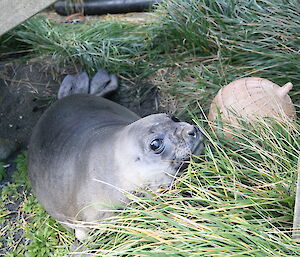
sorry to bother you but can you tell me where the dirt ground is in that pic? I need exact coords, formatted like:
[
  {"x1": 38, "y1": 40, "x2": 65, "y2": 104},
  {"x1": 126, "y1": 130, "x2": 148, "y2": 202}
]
[
  {"x1": 0, "y1": 59, "x2": 162, "y2": 152},
  {"x1": 0, "y1": 7, "x2": 160, "y2": 151},
  {"x1": 0, "y1": 61, "x2": 59, "y2": 149}
]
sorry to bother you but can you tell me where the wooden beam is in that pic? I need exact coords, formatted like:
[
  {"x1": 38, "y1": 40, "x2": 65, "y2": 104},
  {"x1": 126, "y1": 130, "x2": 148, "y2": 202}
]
[{"x1": 0, "y1": 0, "x2": 57, "y2": 36}]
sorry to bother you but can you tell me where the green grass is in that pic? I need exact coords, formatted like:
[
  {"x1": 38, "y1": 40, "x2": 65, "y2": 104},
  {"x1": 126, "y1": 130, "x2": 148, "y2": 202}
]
[
  {"x1": 0, "y1": 16, "x2": 152, "y2": 76},
  {"x1": 3, "y1": 0, "x2": 299, "y2": 80},
  {"x1": 0, "y1": 118, "x2": 299, "y2": 256},
  {"x1": 2, "y1": 0, "x2": 298, "y2": 117},
  {"x1": 150, "y1": 0, "x2": 300, "y2": 116},
  {"x1": 75, "y1": 118, "x2": 299, "y2": 256},
  {"x1": 0, "y1": 0, "x2": 299, "y2": 255}
]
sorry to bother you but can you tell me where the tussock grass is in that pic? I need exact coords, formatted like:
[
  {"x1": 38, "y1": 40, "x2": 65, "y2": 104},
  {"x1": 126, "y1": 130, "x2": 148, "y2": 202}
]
[
  {"x1": 1, "y1": 16, "x2": 152, "y2": 76},
  {"x1": 75, "y1": 118, "x2": 300, "y2": 256},
  {"x1": 154, "y1": 0, "x2": 300, "y2": 82},
  {"x1": 1, "y1": 119, "x2": 298, "y2": 256},
  {"x1": 2, "y1": 1, "x2": 299, "y2": 84},
  {"x1": 1, "y1": 1, "x2": 299, "y2": 117},
  {"x1": 150, "y1": 0, "x2": 300, "y2": 117},
  {"x1": 0, "y1": 0, "x2": 299, "y2": 255}
]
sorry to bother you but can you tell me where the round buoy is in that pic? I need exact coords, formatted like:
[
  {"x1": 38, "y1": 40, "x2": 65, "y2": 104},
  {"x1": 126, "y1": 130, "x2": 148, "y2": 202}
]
[{"x1": 208, "y1": 77, "x2": 296, "y2": 136}]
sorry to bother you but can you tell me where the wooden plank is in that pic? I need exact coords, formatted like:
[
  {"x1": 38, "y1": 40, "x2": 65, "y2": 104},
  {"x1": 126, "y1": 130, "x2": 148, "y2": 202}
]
[
  {"x1": 293, "y1": 156, "x2": 300, "y2": 238},
  {"x1": 0, "y1": 0, "x2": 57, "y2": 36}
]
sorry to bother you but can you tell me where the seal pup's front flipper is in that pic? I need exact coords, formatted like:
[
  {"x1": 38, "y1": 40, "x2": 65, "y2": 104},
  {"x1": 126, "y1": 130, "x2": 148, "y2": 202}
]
[
  {"x1": 58, "y1": 72, "x2": 89, "y2": 99},
  {"x1": 90, "y1": 69, "x2": 118, "y2": 97}
]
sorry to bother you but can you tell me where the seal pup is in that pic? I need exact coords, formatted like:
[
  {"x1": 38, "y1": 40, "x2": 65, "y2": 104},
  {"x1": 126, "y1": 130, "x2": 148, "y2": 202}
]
[{"x1": 28, "y1": 71, "x2": 204, "y2": 241}]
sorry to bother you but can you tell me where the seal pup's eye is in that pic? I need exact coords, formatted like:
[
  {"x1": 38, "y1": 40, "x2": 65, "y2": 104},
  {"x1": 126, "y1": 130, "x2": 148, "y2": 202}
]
[{"x1": 150, "y1": 139, "x2": 164, "y2": 154}]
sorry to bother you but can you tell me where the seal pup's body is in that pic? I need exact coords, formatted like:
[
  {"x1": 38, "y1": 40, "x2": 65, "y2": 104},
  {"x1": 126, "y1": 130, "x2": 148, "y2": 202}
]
[{"x1": 28, "y1": 94, "x2": 204, "y2": 240}]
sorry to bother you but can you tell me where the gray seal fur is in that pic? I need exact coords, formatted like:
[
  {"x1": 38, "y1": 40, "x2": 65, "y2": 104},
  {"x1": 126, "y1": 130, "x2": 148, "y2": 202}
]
[{"x1": 28, "y1": 94, "x2": 204, "y2": 240}]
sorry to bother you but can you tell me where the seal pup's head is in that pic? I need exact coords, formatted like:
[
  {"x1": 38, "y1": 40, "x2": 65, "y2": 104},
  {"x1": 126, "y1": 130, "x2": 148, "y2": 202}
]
[{"x1": 115, "y1": 113, "x2": 204, "y2": 192}]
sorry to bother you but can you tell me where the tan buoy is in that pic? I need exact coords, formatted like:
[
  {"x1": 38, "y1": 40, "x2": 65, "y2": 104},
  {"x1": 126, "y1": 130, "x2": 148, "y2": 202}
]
[{"x1": 208, "y1": 77, "x2": 296, "y2": 135}]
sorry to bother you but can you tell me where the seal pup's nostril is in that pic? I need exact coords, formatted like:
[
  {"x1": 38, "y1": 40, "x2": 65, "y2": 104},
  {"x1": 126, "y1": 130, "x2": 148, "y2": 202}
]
[
  {"x1": 188, "y1": 131, "x2": 195, "y2": 137},
  {"x1": 187, "y1": 130, "x2": 196, "y2": 137},
  {"x1": 170, "y1": 115, "x2": 181, "y2": 122},
  {"x1": 186, "y1": 126, "x2": 198, "y2": 138}
]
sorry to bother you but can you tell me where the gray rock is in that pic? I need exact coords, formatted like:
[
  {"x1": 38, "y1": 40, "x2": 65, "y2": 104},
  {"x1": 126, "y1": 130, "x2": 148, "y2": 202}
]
[{"x1": 0, "y1": 138, "x2": 18, "y2": 160}]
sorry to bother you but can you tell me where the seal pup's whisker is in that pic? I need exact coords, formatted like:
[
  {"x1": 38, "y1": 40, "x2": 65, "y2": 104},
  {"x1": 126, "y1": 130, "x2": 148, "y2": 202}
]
[{"x1": 92, "y1": 178, "x2": 128, "y2": 194}]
